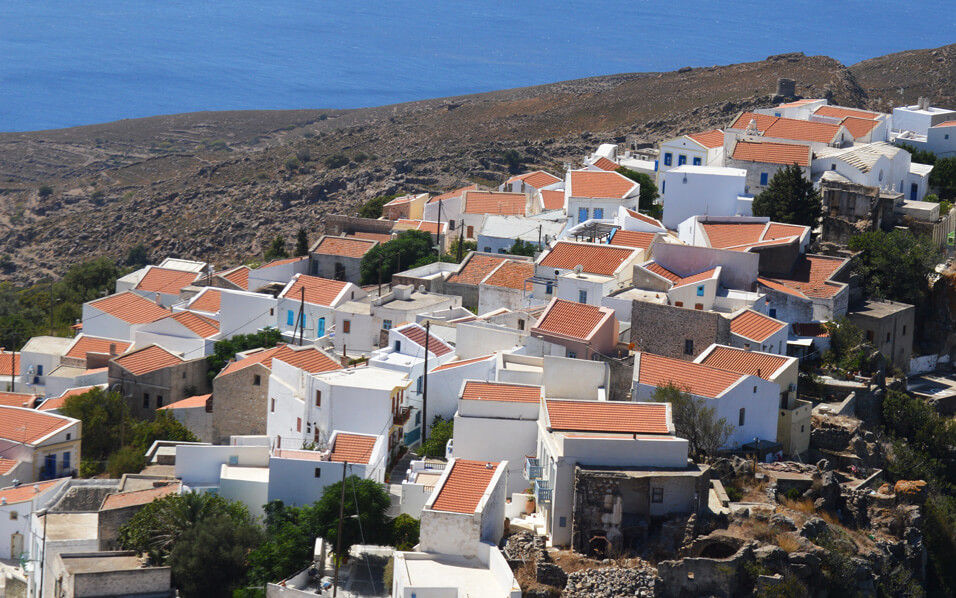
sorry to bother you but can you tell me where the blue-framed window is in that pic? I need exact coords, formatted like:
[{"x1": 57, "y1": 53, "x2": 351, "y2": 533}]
[
  {"x1": 545, "y1": 282, "x2": 553, "y2": 295},
  {"x1": 593, "y1": 207, "x2": 604, "y2": 219},
  {"x1": 578, "y1": 207, "x2": 589, "y2": 223},
  {"x1": 578, "y1": 290, "x2": 588, "y2": 304},
  {"x1": 760, "y1": 172, "x2": 769, "y2": 185},
  {"x1": 693, "y1": 157, "x2": 702, "y2": 166},
  {"x1": 286, "y1": 310, "x2": 294, "y2": 326},
  {"x1": 663, "y1": 153, "x2": 672, "y2": 166},
  {"x1": 696, "y1": 285, "x2": 705, "y2": 297},
  {"x1": 678, "y1": 155, "x2": 687, "y2": 166}
]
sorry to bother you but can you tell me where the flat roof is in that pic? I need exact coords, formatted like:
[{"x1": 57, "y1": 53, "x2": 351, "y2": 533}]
[
  {"x1": 42, "y1": 512, "x2": 99, "y2": 541},
  {"x1": 61, "y1": 553, "x2": 147, "y2": 574},
  {"x1": 849, "y1": 299, "x2": 914, "y2": 318},
  {"x1": 401, "y1": 553, "x2": 513, "y2": 598}
]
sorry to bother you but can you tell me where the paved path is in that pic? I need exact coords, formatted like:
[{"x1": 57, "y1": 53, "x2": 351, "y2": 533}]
[{"x1": 388, "y1": 449, "x2": 418, "y2": 484}]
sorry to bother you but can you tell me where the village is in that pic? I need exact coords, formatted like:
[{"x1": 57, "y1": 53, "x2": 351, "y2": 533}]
[{"x1": 0, "y1": 82, "x2": 954, "y2": 598}]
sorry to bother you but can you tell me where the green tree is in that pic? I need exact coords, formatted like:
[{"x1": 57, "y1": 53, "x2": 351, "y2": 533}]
[
  {"x1": 751, "y1": 164, "x2": 823, "y2": 227},
  {"x1": 206, "y1": 328, "x2": 283, "y2": 382},
  {"x1": 898, "y1": 143, "x2": 937, "y2": 166},
  {"x1": 107, "y1": 445, "x2": 147, "y2": 478},
  {"x1": 822, "y1": 316, "x2": 868, "y2": 372},
  {"x1": 126, "y1": 244, "x2": 149, "y2": 268},
  {"x1": 390, "y1": 514, "x2": 420, "y2": 551},
  {"x1": 446, "y1": 238, "x2": 477, "y2": 262},
  {"x1": 128, "y1": 411, "x2": 198, "y2": 453},
  {"x1": 848, "y1": 229, "x2": 941, "y2": 305},
  {"x1": 616, "y1": 167, "x2": 660, "y2": 212},
  {"x1": 501, "y1": 150, "x2": 523, "y2": 174},
  {"x1": 507, "y1": 239, "x2": 539, "y2": 257},
  {"x1": 652, "y1": 383, "x2": 734, "y2": 459},
  {"x1": 38, "y1": 184, "x2": 53, "y2": 198},
  {"x1": 357, "y1": 193, "x2": 402, "y2": 219},
  {"x1": 59, "y1": 388, "x2": 128, "y2": 472},
  {"x1": 294, "y1": 228, "x2": 309, "y2": 256},
  {"x1": 264, "y1": 235, "x2": 288, "y2": 261},
  {"x1": 244, "y1": 501, "x2": 320, "y2": 591},
  {"x1": 359, "y1": 230, "x2": 435, "y2": 285},
  {"x1": 420, "y1": 415, "x2": 453, "y2": 458},
  {"x1": 324, "y1": 152, "x2": 350, "y2": 169},
  {"x1": 930, "y1": 156, "x2": 956, "y2": 200},
  {"x1": 312, "y1": 476, "x2": 391, "y2": 557},
  {"x1": 168, "y1": 515, "x2": 263, "y2": 598}
]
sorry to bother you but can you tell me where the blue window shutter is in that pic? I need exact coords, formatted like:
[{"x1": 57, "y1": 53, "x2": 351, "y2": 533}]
[
  {"x1": 593, "y1": 208, "x2": 604, "y2": 219},
  {"x1": 287, "y1": 310, "x2": 294, "y2": 326},
  {"x1": 578, "y1": 207, "x2": 588, "y2": 223},
  {"x1": 760, "y1": 172, "x2": 768, "y2": 185},
  {"x1": 664, "y1": 153, "x2": 672, "y2": 166},
  {"x1": 693, "y1": 157, "x2": 702, "y2": 166},
  {"x1": 678, "y1": 155, "x2": 687, "y2": 166}
]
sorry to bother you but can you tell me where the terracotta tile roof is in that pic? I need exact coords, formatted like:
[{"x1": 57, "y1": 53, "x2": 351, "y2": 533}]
[
  {"x1": 135, "y1": 267, "x2": 198, "y2": 295},
  {"x1": 314, "y1": 236, "x2": 377, "y2": 258},
  {"x1": 0, "y1": 352, "x2": 19, "y2": 378},
  {"x1": 532, "y1": 299, "x2": 610, "y2": 341},
  {"x1": 188, "y1": 289, "x2": 221, "y2": 313},
  {"x1": 935, "y1": 120, "x2": 956, "y2": 128},
  {"x1": 259, "y1": 256, "x2": 308, "y2": 269},
  {"x1": 462, "y1": 191, "x2": 527, "y2": 215},
  {"x1": 0, "y1": 407, "x2": 75, "y2": 445},
  {"x1": 482, "y1": 260, "x2": 533, "y2": 291},
  {"x1": 764, "y1": 117, "x2": 842, "y2": 144},
  {"x1": 447, "y1": 254, "x2": 510, "y2": 286},
  {"x1": 429, "y1": 184, "x2": 478, "y2": 204},
  {"x1": 637, "y1": 353, "x2": 744, "y2": 398},
  {"x1": 776, "y1": 99, "x2": 821, "y2": 108},
  {"x1": 698, "y1": 346, "x2": 789, "y2": 380},
  {"x1": 0, "y1": 480, "x2": 65, "y2": 505},
  {"x1": 625, "y1": 209, "x2": 665, "y2": 229},
  {"x1": 350, "y1": 232, "x2": 394, "y2": 243},
  {"x1": 731, "y1": 140, "x2": 811, "y2": 167},
  {"x1": 431, "y1": 459, "x2": 499, "y2": 514},
  {"x1": 220, "y1": 266, "x2": 250, "y2": 290},
  {"x1": 273, "y1": 448, "x2": 326, "y2": 462},
  {"x1": 0, "y1": 458, "x2": 18, "y2": 475},
  {"x1": 841, "y1": 116, "x2": 881, "y2": 138},
  {"x1": 383, "y1": 194, "x2": 419, "y2": 206},
  {"x1": 700, "y1": 221, "x2": 807, "y2": 251},
  {"x1": 431, "y1": 354, "x2": 495, "y2": 372},
  {"x1": 396, "y1": 220, "x2": 447, "y2": 234},
  {"x1": 592, "y1": 157, "x2": 619, "y2": 171},
  {"x1": 157, "y1": 394, "x2": 211, "y2": 410},
  {"x1": 758, "y1": 255, "x2": 848, "y2": 299},
  {"x1": 687, "y1": 129, "x2": 724, "y2": 149},
  {"x1": 792, "y1": 323, "x2": 829, "y2": 337},
  {"x1": 218, "y1": 345, "x2": 343, "y2": 377},
  {"x1": 545, "y1": 399, "x2": 670, "y2": 434},
  {"x1": 569, "y1": 170, "x2": 637, "y2": 199},
  {"x1": 609, "y1": 230, "x2": 656, "y2": 250},
  {"x1": 729, "y1": 112, "x2": 779, "y2": 131},
  {"x1": 39, "y1": 386, "x2": 100, "y2": 412},
  {"x1": 329, "y1": 433, "x2": 377, "y2": 464},
  {"x1": 168, "y1": 311, "x2": 219, "y2": 338},
  {"x1": 461, "y1": 381, "x2": 542, "y2": 403},
  {"x1": 112, "y1": 345, "x2": 182, "y2": 376},
  {"x1": 281, "y1": 275, "x2": 350, "y2": 307},
  {"x1": 814, "y1": 105, "x2": 879, "y2": 120},
  {"x1": 89, "y1": 292, "x2": 170, "y2": 324},
  {"x1": 507, "y1": 171, "x2": 561, "y2": 189},
  {"x1": 764, "y1": 223, "x2": 807, "y2": 240},
  {"x1": 396, "y1": 324, "x2": 453, "y2": 356},
  {"x1": 644, "y1": 263, "x2": 718, "y2": 287},
  {"x1": 730, "y1": 310, "x2": 787, "y2": 343},
  {"x1": 540, "y1": 190, "x2": 565, "y2": 210},
  {"x1": 539, "y1": 241, "x2": 636, "y2": 276},
  {"x1": 0, "y1": 392, "x2": 36, "y2": 409},
  {"x1": 100, "y1": 482, "x2": 181, "y2": 510}
]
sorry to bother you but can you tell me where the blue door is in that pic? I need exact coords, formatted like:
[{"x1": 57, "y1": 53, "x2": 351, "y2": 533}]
[
  {"x1": 62, "y1": 452, "x2": 70, "y2": 474},
  {"x1": 317, "y1": 317, "x2": 325, "y2": 337},
  {"x1": 44, "y1": 454, "x2": 56, "y2": 479}
]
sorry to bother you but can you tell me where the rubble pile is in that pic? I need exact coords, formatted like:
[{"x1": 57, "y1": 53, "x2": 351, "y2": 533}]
[{"x1": 563, "y1": 566, "x2": 660, "y2": 598}]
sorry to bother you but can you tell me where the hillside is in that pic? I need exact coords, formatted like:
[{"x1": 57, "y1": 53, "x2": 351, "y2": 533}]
[{"x1": 0, "y1": 44, "x2": 953, "y2": 283}]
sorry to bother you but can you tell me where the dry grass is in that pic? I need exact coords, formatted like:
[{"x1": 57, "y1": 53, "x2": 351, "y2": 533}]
[
  {"x1": 780, "y1": 497, "x2": 816, "y2": 514},
  {"x1": 774, "y1": 533, "x2": 802, "y2": 553}
]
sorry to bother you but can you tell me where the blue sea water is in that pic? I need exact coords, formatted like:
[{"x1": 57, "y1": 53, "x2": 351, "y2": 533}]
[{"x1": 0, "y1": 1, "x2": 953, "y2": 132}]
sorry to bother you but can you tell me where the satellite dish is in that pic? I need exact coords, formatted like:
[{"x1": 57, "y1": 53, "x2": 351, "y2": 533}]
[{"x1": 573, "y1": 265, "x2": 584, "y2": 275}]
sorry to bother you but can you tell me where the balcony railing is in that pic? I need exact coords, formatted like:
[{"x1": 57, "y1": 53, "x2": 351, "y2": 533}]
[
  {"x1": 534, "y1": 479, "x2": 552, "y2": 504},
  {"x1": 393, "y1": 407, "x2": 411, "y2": 427},
  {"x1": 524, "y1": 457, "x2": 542, "y2": 481}
]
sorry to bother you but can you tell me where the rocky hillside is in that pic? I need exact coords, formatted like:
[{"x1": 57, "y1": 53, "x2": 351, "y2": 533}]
[{"x1": 0, "y1": 45, "x2": 953, "y2": 283}]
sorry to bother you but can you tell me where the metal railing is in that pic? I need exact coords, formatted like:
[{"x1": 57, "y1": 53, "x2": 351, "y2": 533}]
[
  {"x1": 524, "y1": 457, "x2": 542, "y2": 481},
  {"x1": 534, "y1": 479, "x2": 552, "y2": 504}
]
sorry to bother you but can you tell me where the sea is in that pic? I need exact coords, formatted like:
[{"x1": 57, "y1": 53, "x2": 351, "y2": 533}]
[{"x1": 1, "y1": 1, "x2": 953, "y2": 133}]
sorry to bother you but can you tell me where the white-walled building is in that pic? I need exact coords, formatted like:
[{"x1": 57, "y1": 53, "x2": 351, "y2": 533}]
[
  {"x1": 175, "y1": 287, "x2": 279, "y2": 342},
  {"x1": 0, "y1": 407, "x2": 82, "y2": 482},
  {"x1": 0, "y1": 479, "x2": 69, "y2": 561},
  {"x1": 533, "y1": 241, "x2": 644, "y2": 306},
  {"x1": 134, "y1": 311, "x2": 220, "y2": 359},
  {"x1": 660, "y1": 165, "x2": 748, "y2": 230},
  {"x1": 276, "y1": 274, "x2": 366, "y2": 342},
  {"x1": 725, "y1": 139, "x2": 812, "y2": 196},
  {"x1": 617, "y1": 207, "x2": 666, "y2": 233},
  {"x1": 128, "y1": 266, "x2": 199, "y2": 307},
  {"x1": 18, "y1": 336, "x2": 73, "y2": 393},
  {"x1": 476, "y1": 214, "x2": 565, "y2": 255},
  {"x1": 813, "y1": 142, "x2": 931, "y2": 202},
  {"x1": 422, "y1": 185, "x2": 478, "y2": 234},
  {"x1": 459, "y1": 191, "x2": 537, "y2": 240},
  {"x1": 656, "y1": 129, "x2": 725, "y2": 181},
  {"x1": 82, "y1": 292, "x2": 170, "y2": 341},
  {"x1": 424, "y1": 354, "x2": 498, "y2": 424},
  {"x1": 499, "y1": 171, "x2": 562, "y2": 194},
  {"x1": 565, "y1": 170, "x2": 640, "y2": 226},
  {"x1": 248, "y1": 256, "x2": 310, "y2": 291},
  {"x1": 729, "y1": 309, "x2": 789, "y2": 355}
]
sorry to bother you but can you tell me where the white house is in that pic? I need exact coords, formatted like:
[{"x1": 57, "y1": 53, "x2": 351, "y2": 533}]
[
  {"x1": 631, "y1": 260, "x2": 722, "y2": 311},
  {"x1": 424, "y1": 354, "x2": 498, "y2": 423},
  {"x1": 422, "y1": 185, "x2": 478, "y2": 234},
  {"x1": 476, "y1": 214, "x2": 564, "y2": 255},
  {"x1": 499, "y1": 171, "x2": 563, "y2": 194},
  {"x1": 812, "y1": 142, "x2": 931, "y2": 202},
  {"x1": 477, "y1": 260, "x2": 543, "y2": 315},
  {"x1": 276, "y1": 274, "x2": 366, "y2": 343},
  {"x1": 754, "y1": 98, "x2": 828, "y2": 121},
  {"x1": 892, "y1": 100, "x2": 956, "y2": 137},
  {"x1": 656, "y1": 129, "x2": 725, "y2": 181},
  {"x1": 725, "y1": 139, "x2": 812, "y2": 196},
  {"x1": 82, "y1": 292, "x2": 170, "y2": 341},
  {"x1": 248, "y1": 256, "x2": 310, "y2": 292},
  {"x1": 617, "y1": 206, "x2": 666, "y2": 233},
  {"x1": 134, "y1": 311, "x2": 220, "y2": 359},
  {"x1": 533, "y1": 240, "x2": 644, "y2": 306},
  {"x1": 128, "y1": 266, "x2": 200, "y2": 307},
  {"x1": 459, "y1": 191, "x2": 536, "y2": 240},
  {"x1": 0, "y1": 407, "x2": 82, "y2": 482},
  {"x1": 0, "y1": 479, "x2": 69, "y2": 561},
  {"x1": 174, "y1": 288, "x2": 279, "y2": 343},
  {"x1": 18, "y1": 336, "x2": 73, "y2": 393},
  {"x1": 660, "y1": 165, "x2": 748, "y2": 230},
  {"x1": 729, "y1": 309, "x2": 789, "y2": 355},
  {"x1": 565, "y1": 170, "x2": 640, "y2": 226}
]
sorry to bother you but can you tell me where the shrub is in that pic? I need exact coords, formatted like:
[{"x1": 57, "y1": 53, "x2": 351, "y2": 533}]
[
  {"x1": 107, "y1": 445, "x2": 147, "y2": 478},
  {"x1": 725, "y1": 485, "x2": 743, "y2": 502},
  {"x1": 38, "y1": 185, "x2": 53, "y2": 198},
  {"x1": 324, "y1": 152, "x2": 350, "y2": 169},
  {"x1": 284, "y1": 156, "x2": 301, "y2": 171}
]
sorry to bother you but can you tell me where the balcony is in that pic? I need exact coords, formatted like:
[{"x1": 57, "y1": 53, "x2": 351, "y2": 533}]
[
  {"x1": 393, "y1": 406, "x2": 411, "y2": 427},
  {"x1": 534, "y1": 479, "x2": 552, "y2": 504},
  {"x1": 524, "y1": 457, "x2": 542, "y2": 481}
]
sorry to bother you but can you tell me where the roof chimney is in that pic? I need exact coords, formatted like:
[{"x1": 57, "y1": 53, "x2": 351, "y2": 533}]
[
  {"x1": 155, "y1": 293, "x2": 162, "y2": 305},
  {"x1": 109, "y1": 343, "x2": 117, "y2": 357}
]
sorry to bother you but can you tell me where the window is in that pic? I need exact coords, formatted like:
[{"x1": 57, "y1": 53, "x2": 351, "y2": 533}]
[
  {"x1": 694, "y1": 303, "x2": 703, "y2": 310},
  {"x1": 739, "y1": 408, "x2": 746, "y2": 426},
  {"x1": 37, "y1": 365, "x2": 43, "y2": 376},
  {"x1": 684, "y1": 339, "x2": 694, "y2": 355},
  {"x1": 753, "y1": 386, "x2": 757, "y2": 393},
  {"x1": 678, "y1": 154, "x2": 687, "y2": 166},
  {"x1": 518, "y1": 319, "x2": 525, "y2": 331},
  {"x1": 568, "y1": 351, "x2": 577, "y2": 359},
  {"x1": 270, "y1": 308, "x2": 274, "y2": 316},
  {"x1": 449, "y1": 220, "x2": 455, "y2": 230},
  {"x1": 63, "y1": 452, "x2": 70, "y2": 472},
  {"x1": 229, "y1": 455, "x2": 239, "y2": 465},
  {"x1": 693, "y1": 157, "x2": 702, "y2": 166},
  {"x1": 315, "y1": 390, "x2": 321, "y2": 407},
  {"x1": 663, "y1": 152, "x2": 673, "y2": 166},
  {"x1": 696, "y1": 285, "x2": 704, "y2": 297},
  {"x1": 467, "y1": 225, "x2": 474, "y2": 238},
  {"x1": 383, "y1": 320, "x2": 392, "y2": 330},
  {"x1": 287, "y1": 310, "x2": 294, "y2": 326},
  {"x1": 296, "y1": 418, "x2": 302, "y2": 433},
  {"x1": 833, "y1": 164, "x2": 838, "y2": 171},
  {"x1": 593, "y1": 207, "x2": 604, "y2": 219},
  {"x1": 156, "y1": 395, "x2": 163, "y2": 408},
  {"x1": 9, "y1": 512, "x2": 16, "y2": 520},
  {"x1": 801, "y1": 425, "x2": 805, "y2": 433},
  {"x1": 760, "y1": 172, "x2": 768, "y2": 185},
  {"x1": 415, "y1": 411, "x2": 421, "y2": 425},
  {"x1": 946, "y1": 134, "x2": 951, "y2": 140},
  {"x1": 271, "y1": 398, "x2": 275, "y2": 412},
  {"x1": 578, "y1": 290, "x2": 587, "y2": 304},
  {"x1": 314, "y1": 467, "x2": 321, "y2": 478},
  {"x1": 545, "y1": 282, "x2": 553, "y2": 295},
  {"x1": 343, "y1": 319, "x2": 351, "y2": 334},
  {"x1": 66, "y1": 433, "x2": 71, "y2": 440},
  {"x1": 651, "y1": 488, "x2": 664, "y2": 503},
  {"x1": 674, "y1": 301, "x2": 683, "y2": 307},
  {"x1": 769, "y1": 308, "x2": 776, "y2": 318},
  {"x1": 559, "y1": 516, "x2": 567, "y2": 527},
  {"x1": 143, "y1": 393, "x2": 150, "y2": 409},
  {"x1": 578, "y1": 207, "x2": 589, "y2": 223},
  {"x1": 866, "y1": 330, "x2": 874, "y2": 342},
  {"x1": 662, "y1": 180, "x2": 666, "y2": 194},
  {"x1": 902, "y1": 325, "x2": 907, "y2": 335},
  {"x1": 253, "y1": 374, "x2": 261, "y2": 386},
  {"x1": 416, "y1": 376, "x2": 423, "y2": 394},
  {"x1": 394, "y1": 340, "x2": 402, "y2": 352},
  {"x1": 774, "y1": 112, "x2": 781, "y2": 117},
  {"x1": 886, "y1": 332, "x2": 891, "y2": 343}
]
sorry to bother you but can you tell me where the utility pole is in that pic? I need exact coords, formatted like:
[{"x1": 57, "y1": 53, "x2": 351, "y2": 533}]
[
  {"x1": 436, "y1": 198, "x2": 444, "y2": 260},
  {"x1": 332, "y1": 461, "x2": 348, "y2": 598},
  {"x1": 538, "y1": 224, "x2": 542, "y2": 249},
  {"x1": 296, "y1": 286, "x2": 306, "y2": 346},
  {"x1": 10, "y1": 332, "x2": 15, "y2": 393},
  {"x1": 456, "y1": 225, "x2": 465, "y2": 263},
  {"x1": 49, "y1": 279, "x2": 54, "y2": 336},
  {"x1": 422, "y1": 322, "x2": 430, "y2": 445}
]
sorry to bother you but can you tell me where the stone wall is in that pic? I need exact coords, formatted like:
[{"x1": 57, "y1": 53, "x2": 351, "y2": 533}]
[
  {"x1": 592, "y1": 352, "x2": 634, "y2": 402},
  {"x1": 324, "y1": 215, "x2": 394, "y2": 237},
  {"x1": 111, "y1": 358, "x2": 210, "y2": 420},
  {"x1": 630, "y1": 302, "x2": 729, "y2": 361},
  {"x1": 212, "y1": 363, "x2": 271, "y2": 444}
]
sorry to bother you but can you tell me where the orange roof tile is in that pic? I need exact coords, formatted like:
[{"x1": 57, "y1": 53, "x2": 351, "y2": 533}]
[
  {"x1": 135, "y1": 267, "x2": 198, "y2": 295},
  {"x1": 764, "y1": 223, "x2": 808, "y2": 241},
  {"x1": 532, "y1": 299, "x2": 610, "y2": 341},
  {"x1": 273, "y1": 448, "x2": 326, "y2": 462},
  {"x1": 39, "y1": 386, "x2": 101, "y2": 412},
  {"x1": 447, "y1": 254, "x2": 510, "y2": 286},
  {"x1": 100, "y1": 482, "x2": 181, "y2": 510},
  {"x1": 841, "y1": 116, "x2": 881, "y2": 139},
  {"x1": 220, "y1": 266, "x2": 250, "y2": 290},
  {"x1": 0, "y1": 458, "x2": 18, "y2": 475},
  {"x1": 625, "y1": 209, "x2": 665, "y2": 229},
  {"x1": 540, "y1": 190, "x2": 565, "y2": 210},
  {"x1": 0, "y1": 392, "x2": 36, "y2": 409},
  {"x1": 89, "y1": 292, "x2": 170, "y2": 324},
  {"x1": 157, "y1": 394, "x2": 211, "y2": 410},
  {"x1": 281, "y1": 275, "x2": 350, "y2": 306},
  {"x1": 431, "y1": 354, "x2": 495, "y2": 372},
  {"x1": 539, "y1": 241, "x2": 636, "y2": 276},
  {"x1": 461, "y1": 381, "x2": 541, "y2": 403},
  {"x1": 592, "y1": 157, "x2": 619, "y2": 171},
  {"x1": 314, "y1": 236, "x2": 377, "y2": 258},
  {"x1": 644, "y1": 263, "x2": 717, "y2": 287},
  {"x1": 350, "y1": 232, "x2": 393, "y2": 243},
  {"x1": 935, "y1": 121, "x2": 956, "y2": 128},
  {"x1": 383, "y1": 194, "x2": 420, "y2": 206},
  {"x1": 428, "y1": 184, "x2": 478, "y2": 204},
  {"x1": 396, "y1": 324, "x2": 453, "y2": 356},
  {"x1": 259, "y1": 256, "x2": 308, "y2": 269},
  {"x1": 758, "y1": 255, "x2": 848, "y2": 299},
  {"x1": 700, "y1": 223, "x2": 765, "y2": 248},
  {"x1": 329, "y1": 433, "x2": 377, "y2": 464},
  {"x1": 507, "y1": 171, "x2": 561, "y2": 189},
  {"x1": 431, "y1": 459, "x2": 499, "y2": 514},
  {"x1": 729, "y1": 112, "x2": 779, "y2": 131},
  {"x1": 637, "y1": 353, "x2": 743, "y2": 398},
  {"x1": 545, "y1": 399, "x2": 670, "y2": 434},
  {"x1": 0, "y1": 407, "x2": 75, "y2": 444},
  {"x1": 0, "y1": 480, "x2": 65, "y2": 505},
  {"x1": 66, "y1": 336, "x2": 132, "y2": 360},
  {"x1": 0, "y1": 352, "x2": 19, "y2": 377},
  {"x1": 687, "y1": 129, "x2": 724, "y2": 149},
  {"x1": 732, "y1": 140, "x2": 811, "y2": 167},
  {"x1": 698, "y1": 346, "x2": 789, "y2": 380},
  {"x1": 218, "y1": 345, "x2": 343, "y2": 377},
  {"x1": 188, "y1": 289, "x2": 221, "y2": 313},
  {"x1": 168, "y1": 311, "x2": 219, "y2": 338},
  {"x1": 814, "y1": 105, "x2": 879, "y2": 120},
  {"x1": 764, "y1": 117, "x2": 842, "y2": 144},
  {"x1": 609, "y1": 230, "x2": 656, "y2": 250},
  {"x1": 395, "y1": 220, "x2": 447, "y2": 235},
  {"x1": 112, "y1": 345, "x2": 182, "y2": 376},
  {"x1": 462, "y1": 191, "x2": 527, "y2": 215},
  {"x1": 482, "y1": 260, "x2": 533, "y2": 291},
  {"x1": 569, "y1": 170, "x2": 637, "y2": 199},
  {"x1": 730, "y1": 310, "x2": 787, "y2": 343}
]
